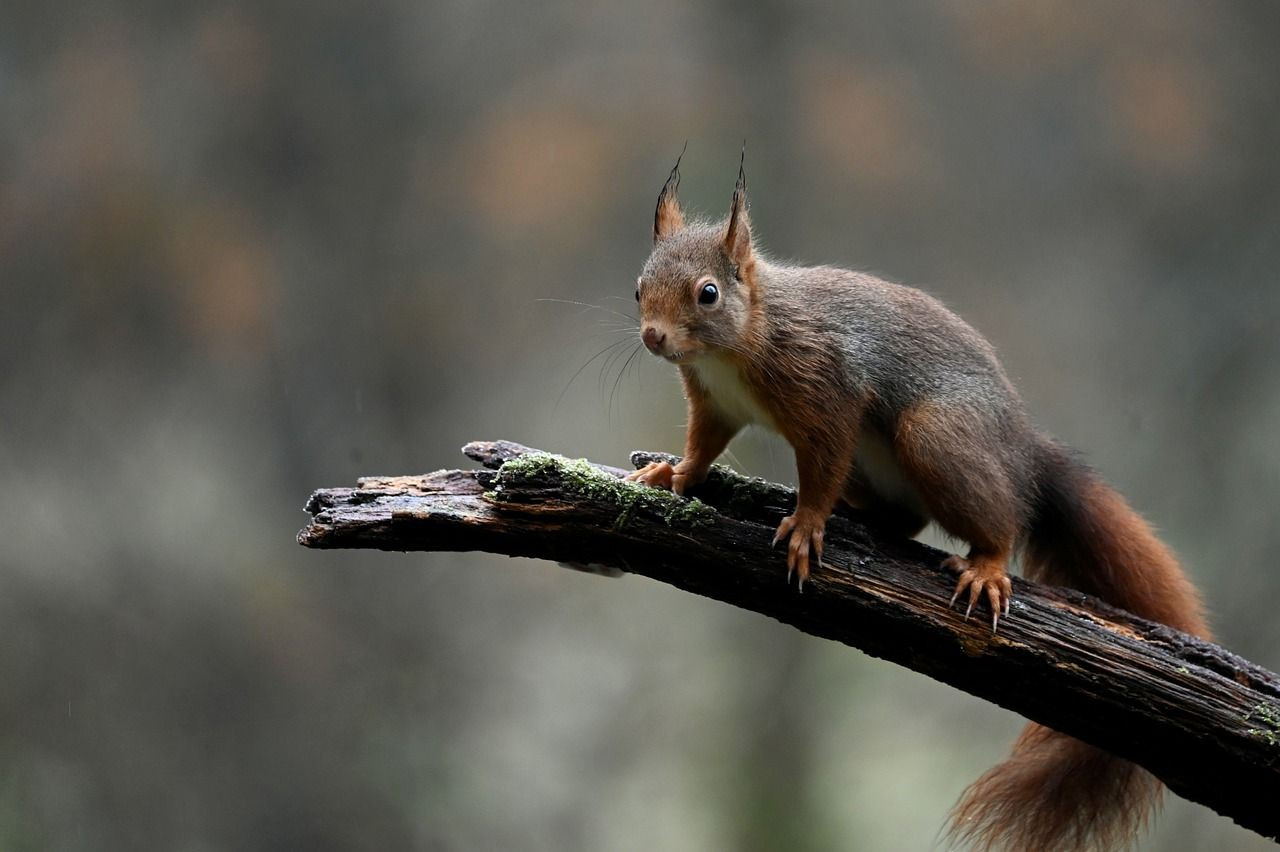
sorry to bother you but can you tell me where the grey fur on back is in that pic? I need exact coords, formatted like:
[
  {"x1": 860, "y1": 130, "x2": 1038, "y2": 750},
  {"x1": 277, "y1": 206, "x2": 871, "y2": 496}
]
[{"x1": 755, "y1": 254, "x2": 1043, "y2": 503}]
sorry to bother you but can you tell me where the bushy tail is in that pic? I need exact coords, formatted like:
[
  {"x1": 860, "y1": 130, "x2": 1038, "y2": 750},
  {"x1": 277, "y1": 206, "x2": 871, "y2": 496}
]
[{"x1": 948, "y1": 440, "x2": 1210, "y2": 851}]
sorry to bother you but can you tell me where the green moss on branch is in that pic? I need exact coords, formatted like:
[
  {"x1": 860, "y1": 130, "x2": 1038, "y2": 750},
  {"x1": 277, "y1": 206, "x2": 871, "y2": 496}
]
[{"x1": 489, "y1": 452, "x2": 717, "y2": 531}]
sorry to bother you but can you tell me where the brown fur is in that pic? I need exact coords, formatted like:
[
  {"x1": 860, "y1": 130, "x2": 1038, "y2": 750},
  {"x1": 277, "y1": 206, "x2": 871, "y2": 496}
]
[
  {"x1": 950, "y1": 724, "x2": 1162, "y2": 852},
  {"x1": 629, "y1": 158, "x2": 1210, "y2": 850},
  {"x1": 1026, "y1": 442, "x2": 1209, "y2": 638}
]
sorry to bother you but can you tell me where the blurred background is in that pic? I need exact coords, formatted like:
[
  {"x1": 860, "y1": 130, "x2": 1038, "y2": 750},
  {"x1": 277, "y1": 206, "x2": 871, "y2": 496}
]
[{"x1": 3, "y1": 1, "x2": 1278, "y2": 849}]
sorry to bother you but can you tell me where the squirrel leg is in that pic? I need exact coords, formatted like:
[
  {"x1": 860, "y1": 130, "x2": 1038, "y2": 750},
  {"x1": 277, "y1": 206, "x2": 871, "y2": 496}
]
[
  {"x1": 775, "y1": 437, "x2": 857, "y2": 591},
  {"x1": 626, "y1": 394, "x2": 737, "y2": 495},
  {"x1": 894, "y1": 401, "x2": 1021, "y2": 630}
]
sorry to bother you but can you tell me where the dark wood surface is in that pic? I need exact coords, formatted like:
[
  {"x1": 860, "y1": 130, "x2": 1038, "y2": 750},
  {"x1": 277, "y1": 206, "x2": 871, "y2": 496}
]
[{"x1": 299, "y1": 440, "x2": 1280, "y2": 842}]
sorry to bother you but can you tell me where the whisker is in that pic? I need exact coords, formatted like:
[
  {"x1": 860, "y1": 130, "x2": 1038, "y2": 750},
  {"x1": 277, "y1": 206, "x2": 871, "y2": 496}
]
[
  {"x1": 582, "y1": 323, "x2": 640, "y2": 338},
  {"x1": 535, "y1": 297, "x2": 637, "y2": 323},
  {"x1": 610, "y1": 342, "x2": 645, "y2": 423},
  {"x1": 599, "y1": 333, "x2": 640, "y2": 396},
  {"x1": 556, "y1": 337, "x2": 635, "y2": 409}
]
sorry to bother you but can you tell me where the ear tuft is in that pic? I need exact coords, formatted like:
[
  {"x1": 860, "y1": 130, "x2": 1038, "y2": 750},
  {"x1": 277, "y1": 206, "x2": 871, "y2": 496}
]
[
  {"x1": 723, "y1": 142, "x2": 752, "y2": 267},
  {"x1": 654, "y1": 143, "x2": 687, "y2": 243}
]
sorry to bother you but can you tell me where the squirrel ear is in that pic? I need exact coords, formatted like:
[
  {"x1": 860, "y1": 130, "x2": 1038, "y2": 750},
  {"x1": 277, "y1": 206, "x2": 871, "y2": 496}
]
[
  {"x1": 654, "y1": 146, "x2": 686, "y2": 243},
  {"x1": 723, "y1": 145, "x2": 751, "y2": 266}
]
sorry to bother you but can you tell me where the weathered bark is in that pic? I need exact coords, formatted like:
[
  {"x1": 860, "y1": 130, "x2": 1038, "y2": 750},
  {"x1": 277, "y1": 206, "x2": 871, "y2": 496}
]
[{"x1": 299, "y1": 439, "x2": 1280, "y2": 842}]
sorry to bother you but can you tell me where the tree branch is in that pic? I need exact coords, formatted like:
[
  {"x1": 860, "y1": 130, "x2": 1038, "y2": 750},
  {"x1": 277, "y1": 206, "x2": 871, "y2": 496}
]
[{"x1": 298, "y1": 440, "x2": 1280, "y2": 842}]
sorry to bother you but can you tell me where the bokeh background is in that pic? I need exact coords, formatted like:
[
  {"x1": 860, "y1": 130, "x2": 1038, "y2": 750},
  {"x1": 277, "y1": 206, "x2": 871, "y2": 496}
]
[{"x1": 3, "y1": 1, "x2": 1278, "y2": 849}]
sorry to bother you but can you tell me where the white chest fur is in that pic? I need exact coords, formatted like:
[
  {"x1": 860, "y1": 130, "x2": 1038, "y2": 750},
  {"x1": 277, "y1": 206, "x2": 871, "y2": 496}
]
[
  {"x1": 857, "y1": 427, "x2": 928, "y2": 518},
  {"x1": 689, "y1": 355, "x2": 777, "y2": 431}
]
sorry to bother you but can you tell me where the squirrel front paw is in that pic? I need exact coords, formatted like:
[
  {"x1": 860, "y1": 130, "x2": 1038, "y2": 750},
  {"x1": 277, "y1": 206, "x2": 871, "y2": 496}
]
[
  {"x1": 772, "y1": 509, "x2": 827, "y2": 592},
  {"x1": 626, "y1": 461, "x2": 676, "y2": 490},
  {"x1": 625, "y1": 461, "x2": 703, "y2": 495}
]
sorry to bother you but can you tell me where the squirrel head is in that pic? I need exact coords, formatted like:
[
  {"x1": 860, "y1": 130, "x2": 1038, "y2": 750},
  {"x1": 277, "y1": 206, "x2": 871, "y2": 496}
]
[{"x1": 635, "y1": 150, "x2": 758, "y2": 364}]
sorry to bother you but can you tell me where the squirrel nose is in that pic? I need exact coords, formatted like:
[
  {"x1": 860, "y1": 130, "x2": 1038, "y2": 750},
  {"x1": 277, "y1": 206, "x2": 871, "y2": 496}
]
[{"x1": 642, "y1": 327, "x2": 666, "y2": 352}]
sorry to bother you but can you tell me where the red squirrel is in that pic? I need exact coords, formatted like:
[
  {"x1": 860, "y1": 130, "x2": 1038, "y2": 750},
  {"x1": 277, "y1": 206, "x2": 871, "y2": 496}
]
[{"x1": 625, "y1": 151, "x2": 1211, "y2": 851}]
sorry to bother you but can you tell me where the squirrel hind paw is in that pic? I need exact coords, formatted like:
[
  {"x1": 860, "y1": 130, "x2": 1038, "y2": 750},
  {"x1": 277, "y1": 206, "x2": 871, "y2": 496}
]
[{"x1": 945, "y1": 554, "x2": 1013, "y2": 632}]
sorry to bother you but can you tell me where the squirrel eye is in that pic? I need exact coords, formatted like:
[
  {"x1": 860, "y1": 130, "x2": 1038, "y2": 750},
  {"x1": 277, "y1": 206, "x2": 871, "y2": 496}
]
[
  {"x1": 698, "y1": 282, "x2": 719, "y2": 305},
  {"x1": 635, "y1": 288, "x2": 640, "y2": 302}
]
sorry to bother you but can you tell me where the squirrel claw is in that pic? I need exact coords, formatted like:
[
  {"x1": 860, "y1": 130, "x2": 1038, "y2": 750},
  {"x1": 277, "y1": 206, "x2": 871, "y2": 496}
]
[{"x1": 772, "y1": 514, "x2": 796, "y2": 549}]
